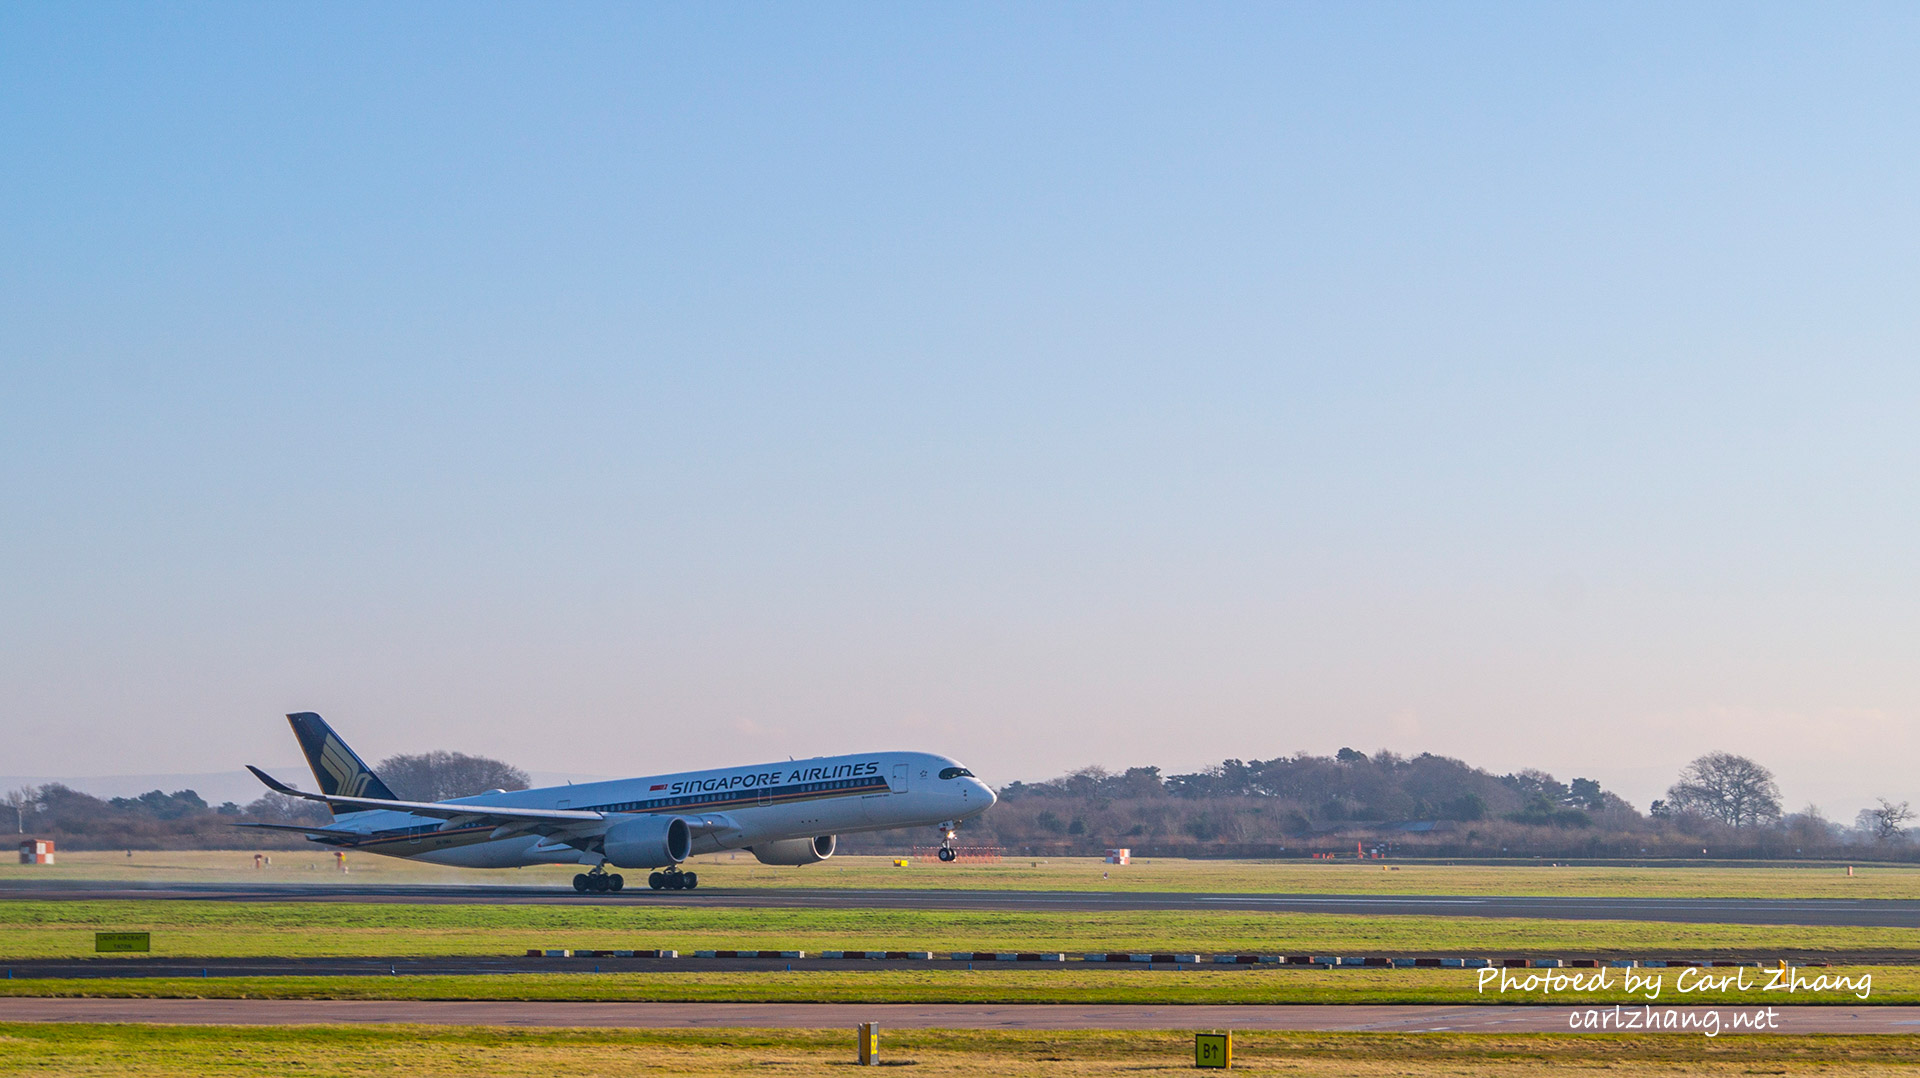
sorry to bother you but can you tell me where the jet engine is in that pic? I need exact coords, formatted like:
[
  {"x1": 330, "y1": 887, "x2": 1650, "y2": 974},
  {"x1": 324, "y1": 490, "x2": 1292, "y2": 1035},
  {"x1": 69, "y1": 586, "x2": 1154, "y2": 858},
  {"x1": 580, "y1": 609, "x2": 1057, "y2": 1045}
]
[
  {"x1": 750, "y1": 834, "x2": 836, "y2": 866},
  {"x1": 602, "y1": 815, "x2": 693, "y2": 868}
]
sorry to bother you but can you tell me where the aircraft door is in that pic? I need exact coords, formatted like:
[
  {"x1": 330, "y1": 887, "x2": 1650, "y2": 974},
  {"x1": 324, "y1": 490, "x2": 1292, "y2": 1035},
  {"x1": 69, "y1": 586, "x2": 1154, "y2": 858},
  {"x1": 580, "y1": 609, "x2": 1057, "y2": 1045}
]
[{"x1": 888, "y1": 763, "x2": 908, "y2": 793}]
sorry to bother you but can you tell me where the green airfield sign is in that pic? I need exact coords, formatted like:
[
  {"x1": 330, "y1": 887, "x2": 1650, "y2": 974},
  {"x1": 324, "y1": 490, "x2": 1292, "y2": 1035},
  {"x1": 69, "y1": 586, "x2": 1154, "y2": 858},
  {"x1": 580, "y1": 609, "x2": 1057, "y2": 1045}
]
[{"x1": 94, "y1": 932, "x2": 150, "y2": 953}]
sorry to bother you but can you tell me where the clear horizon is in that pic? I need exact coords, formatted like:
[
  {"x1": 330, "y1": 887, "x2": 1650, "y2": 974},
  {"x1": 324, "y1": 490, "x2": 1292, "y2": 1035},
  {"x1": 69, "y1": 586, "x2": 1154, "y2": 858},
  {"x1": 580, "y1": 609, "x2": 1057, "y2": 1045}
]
[{"x1": 4, "y1": 5, "x2": 1917, "y2": 823}]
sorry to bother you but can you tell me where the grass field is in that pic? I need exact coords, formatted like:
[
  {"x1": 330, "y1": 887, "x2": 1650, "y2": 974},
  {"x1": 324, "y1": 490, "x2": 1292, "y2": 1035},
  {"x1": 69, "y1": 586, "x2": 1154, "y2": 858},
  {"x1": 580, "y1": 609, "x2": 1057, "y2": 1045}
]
[
  {"x1": 8, "y1": 851, "x2": 1920, "y2": 899},
  {"x1": 6, "y1": 1025, "x2": 1920, "y2": 1077},
  {"x1": 0, "y1": 966, "x2": 1896, "y2": 1005},
  {"x1": 5, "y1": 900, "x2": 1919, "y2": 960}
]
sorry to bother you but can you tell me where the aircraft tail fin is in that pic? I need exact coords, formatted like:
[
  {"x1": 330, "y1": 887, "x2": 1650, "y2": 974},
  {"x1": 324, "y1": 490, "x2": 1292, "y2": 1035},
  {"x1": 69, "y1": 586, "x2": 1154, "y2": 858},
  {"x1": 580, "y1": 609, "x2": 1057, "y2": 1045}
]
[{"x1": 285, "y1": 712, "x2": 399, "y2": 813}]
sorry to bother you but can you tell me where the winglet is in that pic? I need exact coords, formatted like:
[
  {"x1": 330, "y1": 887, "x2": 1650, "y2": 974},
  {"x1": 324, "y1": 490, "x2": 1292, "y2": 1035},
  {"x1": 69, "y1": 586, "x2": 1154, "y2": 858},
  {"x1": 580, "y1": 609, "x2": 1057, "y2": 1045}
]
[{"x1": 247, "y1": 765, "x2": 306, "y2": 798}]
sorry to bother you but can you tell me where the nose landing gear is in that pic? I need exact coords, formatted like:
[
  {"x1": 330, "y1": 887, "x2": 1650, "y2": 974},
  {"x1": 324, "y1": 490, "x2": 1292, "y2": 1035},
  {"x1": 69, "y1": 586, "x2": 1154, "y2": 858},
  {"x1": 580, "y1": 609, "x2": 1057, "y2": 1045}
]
[
  {"x1": 572, "y1": 867, "x2": 625, "y2": 893},
  {"x1": 937, "y1": 821, "x2": 959, "y2": 862},
  {"x1": 647, "y1": 866, "x2": 699, "y2": 890}
]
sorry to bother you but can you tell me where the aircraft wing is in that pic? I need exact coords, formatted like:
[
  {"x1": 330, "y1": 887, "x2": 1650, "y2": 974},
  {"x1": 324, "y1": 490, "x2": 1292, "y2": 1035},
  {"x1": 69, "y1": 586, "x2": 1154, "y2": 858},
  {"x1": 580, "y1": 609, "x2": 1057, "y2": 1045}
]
[
  {"x1": 247, "y1": 765, "x2": 607, "y2": 824},
  {"x1": 232, "y1": 821, "x2": 373, "y2": 839}
]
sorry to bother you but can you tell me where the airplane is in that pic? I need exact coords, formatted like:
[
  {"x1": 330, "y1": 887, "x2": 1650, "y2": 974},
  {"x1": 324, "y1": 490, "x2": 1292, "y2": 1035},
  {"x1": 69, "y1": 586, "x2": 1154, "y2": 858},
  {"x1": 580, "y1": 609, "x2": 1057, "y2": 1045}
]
[{"x1": 242, "y1": 712, "x2": 996, "y2": 892}]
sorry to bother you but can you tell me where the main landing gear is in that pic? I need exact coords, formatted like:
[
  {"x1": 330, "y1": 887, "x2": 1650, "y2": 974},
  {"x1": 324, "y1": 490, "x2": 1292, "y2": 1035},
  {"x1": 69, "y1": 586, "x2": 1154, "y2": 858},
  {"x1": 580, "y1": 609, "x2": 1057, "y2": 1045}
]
[
  {"x1": 573, "y1": 867, "x2": 625, "y2": 893},
  {"x1": 937, "y1": 821, "x2": 959, "y2": 862},
  {"x1": 648, "y1": 867, "x2": 699, "y2": 891}
]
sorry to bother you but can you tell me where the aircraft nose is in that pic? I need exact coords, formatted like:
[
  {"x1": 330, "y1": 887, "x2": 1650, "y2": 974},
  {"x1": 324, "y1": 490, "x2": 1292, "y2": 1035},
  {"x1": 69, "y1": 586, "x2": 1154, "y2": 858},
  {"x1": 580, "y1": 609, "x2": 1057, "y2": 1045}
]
[{"x1": 973, "y1": 778, "x2": 997, "y2": 808}]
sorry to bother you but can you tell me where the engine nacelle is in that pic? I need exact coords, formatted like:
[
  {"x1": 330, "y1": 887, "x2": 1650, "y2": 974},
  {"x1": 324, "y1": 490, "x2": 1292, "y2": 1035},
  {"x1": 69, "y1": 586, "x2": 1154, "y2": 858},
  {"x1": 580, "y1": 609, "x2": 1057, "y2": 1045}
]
[
  {"x1": 750, "y1": 834, "x2": 836, "y2": 866},
  {"x1": 602, "y1": 814, "x2": 692, "y2": 868}
]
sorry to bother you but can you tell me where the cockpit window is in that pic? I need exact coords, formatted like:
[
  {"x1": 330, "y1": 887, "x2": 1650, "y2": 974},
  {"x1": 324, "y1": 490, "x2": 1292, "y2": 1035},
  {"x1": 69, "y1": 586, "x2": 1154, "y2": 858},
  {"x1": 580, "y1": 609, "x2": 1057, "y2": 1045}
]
[{"x1": 938, "y1": 767, "x2": 974, "y2": 780}]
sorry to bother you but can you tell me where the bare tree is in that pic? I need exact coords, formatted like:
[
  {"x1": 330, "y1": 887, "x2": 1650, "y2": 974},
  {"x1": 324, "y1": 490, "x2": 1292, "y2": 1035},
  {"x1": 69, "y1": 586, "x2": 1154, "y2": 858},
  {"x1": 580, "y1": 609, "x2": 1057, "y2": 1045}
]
[
  {"x1": 4, "y1": 788, "x2": 37, "y2": 834},
  {"x1": 1865, "y1": 798, "x2": 1915, "y2": 843},
  {"x1": 1665, "y1": 752, "x2": 1781, "y2": 827},
  {"x1": 243, "y1": 791, "x2": 331, "y2": 827},
  {"x1": 373, "y1": 752, "x2": 530, "y2": 803},
  {"x1": 1782, "y1": 804, "x2": 1838, "y2": 849}
]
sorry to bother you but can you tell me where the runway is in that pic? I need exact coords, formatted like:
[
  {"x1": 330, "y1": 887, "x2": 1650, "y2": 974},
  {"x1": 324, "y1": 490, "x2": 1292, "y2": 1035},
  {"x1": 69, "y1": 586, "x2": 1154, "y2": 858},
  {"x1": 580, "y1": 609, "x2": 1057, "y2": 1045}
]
[
  {"x1": 5, "y1": 879, "x2": 1918, "y2": 928},
  {"x1": 2, "y1": 998, "x2": 1917, "y2": 1032}
]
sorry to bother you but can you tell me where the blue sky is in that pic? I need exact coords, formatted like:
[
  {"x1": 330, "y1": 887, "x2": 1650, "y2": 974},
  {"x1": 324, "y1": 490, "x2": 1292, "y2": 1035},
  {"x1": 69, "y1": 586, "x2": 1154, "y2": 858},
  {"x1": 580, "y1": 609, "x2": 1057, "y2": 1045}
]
[{"x1": 4, "y1": 4, "x2": 1917, "y2": 815}]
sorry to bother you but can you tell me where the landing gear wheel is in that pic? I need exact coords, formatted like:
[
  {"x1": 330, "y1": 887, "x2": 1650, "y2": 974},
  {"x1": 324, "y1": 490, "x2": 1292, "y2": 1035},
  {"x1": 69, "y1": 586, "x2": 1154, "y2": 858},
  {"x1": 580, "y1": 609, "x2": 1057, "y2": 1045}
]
[
  {"x1": 608, "y1": 874, "x2": 624, "y2": 892},
  {"x1": 573, "y1": 873, "x2": 590, "y2": 892},
  {"x1": 644, "y1": 867, "x2": 696, "y2": 890},
  {"x1": 938, "y1": 846, "x2": 956, "y2": 862}
]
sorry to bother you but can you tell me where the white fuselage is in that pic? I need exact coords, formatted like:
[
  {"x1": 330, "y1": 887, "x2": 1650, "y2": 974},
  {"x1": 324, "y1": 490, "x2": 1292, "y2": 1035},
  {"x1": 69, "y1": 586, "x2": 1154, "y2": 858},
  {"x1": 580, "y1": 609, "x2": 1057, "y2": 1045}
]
[{"x1": 317, "y1": 750, "x2": 994, "y2": 867}]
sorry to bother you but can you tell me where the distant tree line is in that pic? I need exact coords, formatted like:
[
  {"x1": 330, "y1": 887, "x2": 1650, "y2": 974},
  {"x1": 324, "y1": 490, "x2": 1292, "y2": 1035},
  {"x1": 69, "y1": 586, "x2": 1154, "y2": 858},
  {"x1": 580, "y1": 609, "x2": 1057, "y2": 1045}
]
[
  {"x1": 3, "y1": 784, "x2": 332, "y2": 850},
  {"x1": 845, "y1": 748, "x2": 1917, "y2": 861},
  {"x1": 6, "y1": 750, "x2": 527, "y2": 851}
]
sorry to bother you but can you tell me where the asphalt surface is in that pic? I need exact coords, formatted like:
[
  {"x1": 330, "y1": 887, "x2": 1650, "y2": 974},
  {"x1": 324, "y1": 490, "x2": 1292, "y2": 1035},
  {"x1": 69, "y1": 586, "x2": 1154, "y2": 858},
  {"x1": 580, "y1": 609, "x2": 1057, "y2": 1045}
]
[
  {"x1": 5, "y1": 879, "x2": 1919, "y2": 928},
  {"x1": 2, "y1": 998, "x2": 1917, "y2": 1032}
]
